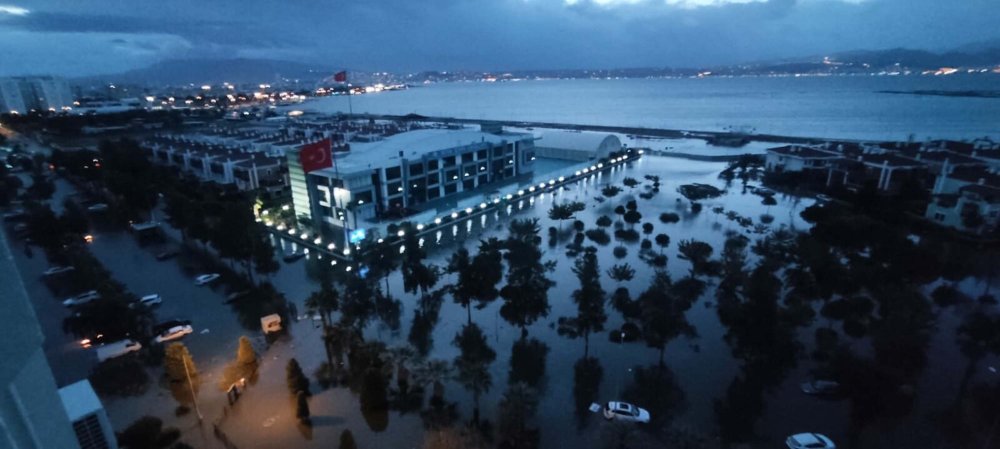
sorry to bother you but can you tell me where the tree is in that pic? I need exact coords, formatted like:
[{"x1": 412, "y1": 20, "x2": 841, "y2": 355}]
[
  {"x1": 222, "y1": 336, "x2": 259, "y2": 388},
  {"x1": 638, "y1": 272, "x2": 696, "y2": 365},
  {"x1": 659, "y1": 212, "x2": 680, "y2": 224},
  {"x1": 414, "y1": 359, "x2": 452, "y2": 403},
  {"x1": 296, "y1": 390, "x2": 311, "y2": 424},
  {"x1": 497, "y1": 383, "x2": 540, "y2": 449},
  {"x1": 339, "y1": 429, "x2": 358, "y2": 449},
  {"x1": 602, "y1": 185, "x2": 622, "y2": 198},
  {"x1": 163, "y1": 343, "x2": 197, "y2": 384},
  {"x1": 678, "y1": 239, "x2": 713, "y2": 277},
  {"x1": 305, "y1": 278, "x2": 340, "y2": 328},
  {"x1": 622, "y1": 177, "x2": 640, "y2": 189},
  {"x1": 548, "y1": 201, "x2": 585, "y2": 232},
  {"x1": 596, "y1": 215, "x2": 612, "y2": 227},
  {"x1": 607, "y1": 263, "x2": 636, "y2": 283},
  {"x1": 362, "y1": 238, "x2": 399, "y2": 296},
  {"x1": 500, "y1": 219, "x2": 555, "y2": 337},
  {"x1": 557, "y1": 250, "x2": 607, "y2": 356},
  {"x1": 401, "y1": 226, "x2": 439, "y2": 296},
  {"x1": 116, "y1": 416, "x2": 181, "y2": 449},
  {"x1": 623, "y1": 210, "x2": 642, "y2": 228},
  {"x1": 453, "y1": 323, "x2": 496, "y2": 423},
  {"x1": 286, "y1": 358, "x2": 311, "y2": 396},
  {"x1": 655, "y1": 233, "x2": 670, "y2": 254},
  {"x1": 642, "y1": 222, "x2": 654, "y2": 235}
]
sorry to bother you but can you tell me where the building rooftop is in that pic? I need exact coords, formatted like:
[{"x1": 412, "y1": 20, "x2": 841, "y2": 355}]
[
  {"x1": 58, "y1": 380, "x2": 103, "y2": 422},
  {"x1": 535, "y1": 131, "x2": 621, "y2": 152},
  {"x1": 897, "y1": 149, "x2": 983, "y2": 165},
  {"x1": 315, "y1": 128, "x2": 530, "y2": 175},
  {"x1": 768, "y1": 145, "x2": 840, "y2": 159}
]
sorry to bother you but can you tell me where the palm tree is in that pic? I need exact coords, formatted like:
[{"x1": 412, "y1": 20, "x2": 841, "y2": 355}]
[
  {"x1": 414, "y1": 359, "x2": 453, "y2": 403},
  {"x1": 304, "y1": 279, "x2": 339, "y2": 329}
]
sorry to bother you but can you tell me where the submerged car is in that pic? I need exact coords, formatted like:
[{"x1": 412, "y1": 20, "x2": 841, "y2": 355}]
[
  {"x1": 155, "y1": 249, "x2": 179, "y2": 260},
  {"x1": 194, "y1": 273, "x2": 220, "y2": 285},
  {"x1": 43, "y1": 266, "x2": 75, "y2": 276},
  {"x1": 131, "y1": 294, "x2": 162, "y2": 308},
  {"x1": 602, "y1": 401, "x2": 650, "y2": 423},
  {"x1": 786, "y1": 433, "x2": 836, "y2": 449},
  {"x1": 63, "y1": 290, "x2": 100, "y2": 307},
  {"x1": 801, "y1": 380, "x2": 841, "y2": 396},
  {"x1": 154, "y1": 325, "x2": 193, "y2": 343}
]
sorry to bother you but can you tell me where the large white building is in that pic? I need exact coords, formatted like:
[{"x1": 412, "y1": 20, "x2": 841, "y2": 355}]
[
  {"x1": 0, "y1": 76, "x2": 74, "y2": 114},
  {"x1": 533, "y1": 131, "x2": 621, "y2": 161},
  {"x1": 0, "y1": 232, "x2": 82, "y2": 449},
  {"x1": 290, "y1": 126, "x2": 536, "y2": 233}
]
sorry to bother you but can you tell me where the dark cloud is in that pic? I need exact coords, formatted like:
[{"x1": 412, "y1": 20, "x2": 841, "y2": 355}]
[{"x1": 0, "y1": 0, "x2": 997, "y2": 76}]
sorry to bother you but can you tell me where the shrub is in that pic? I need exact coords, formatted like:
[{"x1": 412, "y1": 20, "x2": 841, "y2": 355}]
[
  {"x1": 659, "y1": 213, "x2": 680, "y2": 224},
  {"x1": 614, "y1": 229, "x2": 640, "y2": 242},
  {"x1": 573, "y1": 220, "x2": 585, "y2": 232},
  {"x1": 641, "y1": 239, "x2": 652, "y2": 250},
  {"x1": 585, "y1": 229, "x2": 611, "y2": 245},
  {"x1": 596, "y1": 215, "x2": 612, "y2": 227},
  {"x1": 613, "y1": 246, "x2": 628, "y2": 258},
  {"x1": 642, "y1": 222, "x2": 654, "y2": 234}
]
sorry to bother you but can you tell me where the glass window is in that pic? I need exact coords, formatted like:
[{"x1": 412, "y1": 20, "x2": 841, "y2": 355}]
[
  {"x1": 461, "y1": 152, "x2": 474, "y2": 163},
  {"x1": 463, "y1": 179, "x2": 475, "y2": 190},
  {"x1": 387, "y1": 181, "x2": 403, "y2": 194},
  {"x1": 409, "y1": 163, "x2": 424, "y2": 176},
  {"x1": 493, "y1": 146, "x2": 504, "y2": 157},
  {"x1": 445, "y1": 169, "x2": 459, "y2": 182},
  {"x1": 428, "y1": 188, "x2": 440, "y2": 199},
  {"x1": 354, "y1": 190, "x2": 373, "y2": 205},
  {"x1": 385, "y1": 166, "x2": 402, "y2": 180},
  {"x1": 443, "y1": 157, "x2": 456, "y2": 167},
  {"x1": 427, "y1": 159, "x2": 439, "y2": 170},
  {"x1": 427, "y1": 172, "x2": 439, "y2": 186},
  {"x1": 477, "y1": 149, "x2": 487, "y2": 159},
  {"x1": 444, "y1": 184, "x2": 457, "y2": 194}
]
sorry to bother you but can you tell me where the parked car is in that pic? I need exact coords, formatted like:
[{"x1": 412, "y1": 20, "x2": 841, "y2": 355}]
[
  {"x1": 194, "y1": 273, "x2": 220, "y2": 285},
  {"x1": 801, "y1": 380, "x2": 841, "y2": 396},
  {"x1": 786, "y1": 433, "x2": 836, "y2": 449},
  {"x1": 155, "y1": 249, "x2": 179, "y2": 261},
  {"x1": 79, "y1": 333, "x2": 105, "y2": 348},
  {"x1": 153, "y1": 320, "x2": 192, "y2": 335},
  {"x1": 154, "y1": 325, "x2": 194, "y2": 343},
  {"x1": 86, "y1": 203, "x2": 109, "y2": 212},
  {"x1": 283, "y1": 252, "x2": 306, "y2": 263},
  {"x1": 43, "y1": 266, "x2": 75, "y2": 276},
  {"x1": 63, "y1": 290, "x2": 100, "y2": 307},
  {"x1": 96, "y1": 339, "x2": 142, "y2": 362},
  {"x1": 602, "y1": 401, "x2": 650, "y2": 423},
  {"x1": 131, "y1": 294, "x2": 162, "y2": 308}
]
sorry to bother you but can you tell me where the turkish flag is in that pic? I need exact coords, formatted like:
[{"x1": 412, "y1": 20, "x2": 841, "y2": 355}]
[
  {"x1": 299, "y1": 138, "x2": 332, "y2": 173},
  {"x1": 334, "y1": 71, "x2": 347, "y2": 83}
]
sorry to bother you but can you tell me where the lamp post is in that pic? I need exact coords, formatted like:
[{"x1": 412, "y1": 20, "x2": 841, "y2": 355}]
[{"x1": 183, "y1": 355, "x2": 203, "y2": 421}]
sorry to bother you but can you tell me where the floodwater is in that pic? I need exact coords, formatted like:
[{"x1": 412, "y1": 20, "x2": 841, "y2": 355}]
[{"x1": 12, "y1": 155, "x2": 997, "y2": 448}]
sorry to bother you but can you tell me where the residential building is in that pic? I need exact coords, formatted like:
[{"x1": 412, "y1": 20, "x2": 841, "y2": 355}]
[
  {"x1": 58, "y1": 380, "x2": 117, "y2": 449},
  {"x1": 0, "y1": 232, "x2": 82, "y2": 449},
  {"x1": 764, "y1": 145, "x2": 842, "y2": 172},
  {"x1": 0, "y1": 76, "x2": 74, "y2": 114}
]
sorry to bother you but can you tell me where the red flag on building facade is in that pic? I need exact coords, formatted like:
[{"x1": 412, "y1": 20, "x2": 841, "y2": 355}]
[
  {"x1": 334, "y1": 71, "x2": 347, "y2": 83},
  {"x1": 299, "y1": 138, "x2": 332, "y2": 173}
]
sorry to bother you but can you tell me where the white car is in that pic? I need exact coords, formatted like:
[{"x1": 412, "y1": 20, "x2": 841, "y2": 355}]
[
  {"x1": 134, "y1": 294, "x2": 162, "y2": 307},
  {"x1": 62, "y1": 290, "x2": 100, "y2": 307},
  {"x1": 154, "y1": 325, "x2": 193, "y2": 343},
  {"x1": 87, "y1": 203, "x2": 109, "y2": 212},
  {"x1": 194, "y1": 273, "x2": 220, "y2": 285},
  {"x1": 602, "y1": 401, "x2": 650, "y2": 423},
  {"x1": 96, "y1": 339, "x2": 142, "y2": 362},
  {"x1": 786, "y1": 433, "x2": 836, "y2": 449},
  {"x1": 43, "y1": 266, "x2": 75, "y2": 276}
]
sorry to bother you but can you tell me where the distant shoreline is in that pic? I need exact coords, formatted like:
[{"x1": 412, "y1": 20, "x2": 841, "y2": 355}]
[{"x1": 877, "y1": 89, "x2": 1000, "y2": 99}]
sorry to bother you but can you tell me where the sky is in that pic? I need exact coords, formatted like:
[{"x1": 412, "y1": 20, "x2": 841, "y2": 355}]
[{"x1": 0, "y1": 0, "x2": 998, "y2": 77}]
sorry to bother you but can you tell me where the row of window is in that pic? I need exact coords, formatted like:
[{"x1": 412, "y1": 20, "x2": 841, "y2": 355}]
[{"x1": 383, "y1": 145, "x2": 515, "y2": 181}]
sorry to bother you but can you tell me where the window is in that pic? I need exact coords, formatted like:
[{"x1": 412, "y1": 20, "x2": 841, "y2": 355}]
[
  {"x1": 409, "y1": 163, "x2": 424, "y2": 176},
  {"x1": 428, "y1": 187, "x2": 440, "y2": 199},
  {"x1": 445, "y1": 169, "x2": 459, "y2": 182},
  {"x1": 428, "y1": 159, "x2": 439, "y2": 170},
  {"x1": 427, "y1": 171, "x2": 440, "y2": 186},
  {"x1": 354, "y1": 190, "x2": 373, "y2": 205},
  {"x1": 477, "y1": 162, "x2": 488, "y2": 173},
  {"x1": 463, "y1": 179, "x2": 475, "y2": 190},
  {"x1": 493, "y1": 146, "x2": 504, "y2": 157},
  {"x1": 443, "y1": 157, "x2": 456, "y2": 167},
  {"x1": 385, "y1": 166, "x2": 402, "y2": 180},
  {"x1": 462, "y1": 152, "x2": 474, "y2": 163},
  {"x1": 387, "y1": 181, "x2": 402, "y2": 194},
  {"x1": 477, "y1": 149, "x2": 487, "y2": 159},
  {"x1": 444, "y1": 184, "x2": 457, "y2": 194}
]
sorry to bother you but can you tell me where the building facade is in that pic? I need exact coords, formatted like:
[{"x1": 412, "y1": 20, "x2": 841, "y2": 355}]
[
  {"x1": 0, "y1": 232, "x2": 82, "y2": 449},
  {"x1": 292, "y1": 127, "x2": 536, "y2": 233},
  {"x1": 0, "y1": 76, "x2": 74, "y2": 114}
]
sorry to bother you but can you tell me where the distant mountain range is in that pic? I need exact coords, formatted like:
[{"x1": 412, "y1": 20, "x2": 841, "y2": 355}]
[
  {"x1": 75, "y1": 42, "x2": 1000, "y2": 88},
  {"x1": 74, "y1": 58, "x2": 333, "y2": 88}
]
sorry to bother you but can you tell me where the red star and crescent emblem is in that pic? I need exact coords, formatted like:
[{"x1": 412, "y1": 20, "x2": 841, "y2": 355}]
[{"x1": 299, "y1": 138, "x2": 333, "y2": 173}]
